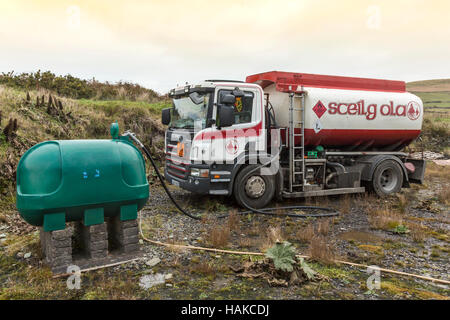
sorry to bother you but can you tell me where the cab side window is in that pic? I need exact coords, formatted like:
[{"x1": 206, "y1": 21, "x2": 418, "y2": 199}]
[{"x1": 218, "y1": 90, "x2": 254, "y2": 125}]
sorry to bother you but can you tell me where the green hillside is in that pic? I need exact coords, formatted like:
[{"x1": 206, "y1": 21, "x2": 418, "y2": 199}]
[
  {"x1": 0, "y1": 85, "x2": 170, "y2": 213},
  {"x1": 407, "y1": 79, "x2": 450, "y2": 92}
]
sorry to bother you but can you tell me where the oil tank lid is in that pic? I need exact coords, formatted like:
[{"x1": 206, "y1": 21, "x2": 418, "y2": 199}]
[{"x1": 110, "y1": 121, "x2": 119, "y2": 139}]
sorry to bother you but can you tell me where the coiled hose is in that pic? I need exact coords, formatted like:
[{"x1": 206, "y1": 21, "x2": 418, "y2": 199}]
[{"x1": 124, "y1": 131, "x2": 339, "y2": 220}]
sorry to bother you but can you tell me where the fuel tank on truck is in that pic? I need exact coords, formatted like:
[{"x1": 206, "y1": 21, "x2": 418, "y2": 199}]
[
  {"x1": 16, "y1": 130, "x2": 149, "y2": 232},
  {"x1": 247, "y1": 71, "x2": 423, "y2": 151}
]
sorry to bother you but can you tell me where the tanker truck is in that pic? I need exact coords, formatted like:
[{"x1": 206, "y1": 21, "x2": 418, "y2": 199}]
[{"x1": 161, "y1": 71, "x2": 425, "y2": 208}]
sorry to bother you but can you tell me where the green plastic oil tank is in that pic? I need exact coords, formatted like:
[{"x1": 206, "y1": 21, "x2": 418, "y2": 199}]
[{"x1": 16, "y1": 132, "x2": 149, "y2": 231}]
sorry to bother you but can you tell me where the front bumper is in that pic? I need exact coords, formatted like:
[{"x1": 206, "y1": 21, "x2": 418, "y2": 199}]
[{"x1": 164, "y1": 166, "x2": 230, "y2": 196}]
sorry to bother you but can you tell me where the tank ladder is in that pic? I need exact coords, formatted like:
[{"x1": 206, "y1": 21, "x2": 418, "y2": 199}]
[{"x1": 288, "y1": 88, "x2": 306, "y2": 192}]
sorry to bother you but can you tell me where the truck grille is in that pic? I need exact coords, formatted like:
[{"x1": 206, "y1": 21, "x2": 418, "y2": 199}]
[
  {"x1": 166, "y1": 159, "x2": 189, "y2": 179},
  {"x1": 166, "y1": 143, "x2": 189, "y2": 179},
  {"x1": 165, "y1": 130, "x2": 193, "y2": 180}
]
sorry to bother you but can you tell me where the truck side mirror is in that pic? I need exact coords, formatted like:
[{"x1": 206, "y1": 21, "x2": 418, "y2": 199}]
[
  {"x1": 220, "y1": 94, "x2": 236, "y2": 105},
  {"x1": 161, "y1": 108, "x2": 171, "y2": 125},
  {"x1": 217, "y1": 105, "x2": 234, "y2": 128}
]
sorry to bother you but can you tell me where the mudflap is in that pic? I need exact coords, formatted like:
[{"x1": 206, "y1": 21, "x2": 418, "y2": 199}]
[
  {"x1": 406, "y1": 158, "x2": 426, "y2": 184},
  {"x1": 275, "y1": 168, "x2": 284, "y2": 201}
]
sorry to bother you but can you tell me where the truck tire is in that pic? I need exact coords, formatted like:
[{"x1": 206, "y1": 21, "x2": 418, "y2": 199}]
[
  {"x1": 372, "y1": 160, "x2": 403, "y2": 197},
  {"x1": 233, "y1": 165, "x2": 275, "y2": 209}
]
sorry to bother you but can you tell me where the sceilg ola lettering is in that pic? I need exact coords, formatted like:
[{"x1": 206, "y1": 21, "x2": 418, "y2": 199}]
[{"x1": 328, "y1": 100, "x2": 411, "y2": 120}]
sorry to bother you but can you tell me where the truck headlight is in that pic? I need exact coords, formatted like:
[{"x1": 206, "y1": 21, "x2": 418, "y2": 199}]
[{"x1": 190, "y1": 168, "x2": 209, "y2": 177}]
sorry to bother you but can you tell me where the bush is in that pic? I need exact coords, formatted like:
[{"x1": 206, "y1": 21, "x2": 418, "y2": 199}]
[{"x1": 0, "y1": 70, "x2": 162, "y2": 101}]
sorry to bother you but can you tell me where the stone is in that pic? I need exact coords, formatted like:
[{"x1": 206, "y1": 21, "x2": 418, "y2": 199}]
[
  {"x1": 165, "y1": 273, "x2": 173, "y2": 280},
  {"x1": 39, "y1": 227, "x2": 73, "y2": 272},
  {"x1": 51, "y1": 228, "x2": 73, "y2": 240},
  {"x1": 116, "y1": 235, "x2": 139, "y2": 245},
  {"x1": 139, "y1": 274, "x2": 165, "y2": 289},
  {"x1": 0, "y1": 233, "x2": 6, "y2": 239},
  {"x1": 107, "y1": 217, "x2": 139, "y2": 253},
  {"x1": 90, "y1": 250, "x2": 108, "y2": 259},
  {"x1": 146, "y1": 257, "x2": 161, "y2": 267},
  {"x1": 122, "y1": 243, "x2": 139, "y2": 253},
  {"x1": 78, "y1": 222, "x2": 108, "y2": 259}
]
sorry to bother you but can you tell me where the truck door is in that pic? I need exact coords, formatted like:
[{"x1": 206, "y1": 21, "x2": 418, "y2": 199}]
[{"x1": 210, "y1": 85, "x2": 264, "y2": 164}]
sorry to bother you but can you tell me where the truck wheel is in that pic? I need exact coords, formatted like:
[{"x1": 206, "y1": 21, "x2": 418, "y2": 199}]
[
  {"x1": 233, "y1": 165, "x2": 275, "y2": 209},
  {"x1": 372, "y1": 160, "x2": 403, "y2": 197}
]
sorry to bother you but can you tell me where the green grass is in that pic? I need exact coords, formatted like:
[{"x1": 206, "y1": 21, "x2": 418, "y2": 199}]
[
  {"x1": 78, "y1": 99, "x2": 170, "y2": 117},
  {"x1": 412, "y1": 91, "x2": 450, "y2": 110}
]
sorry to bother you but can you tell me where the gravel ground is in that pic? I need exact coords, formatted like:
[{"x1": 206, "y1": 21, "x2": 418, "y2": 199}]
[
  {"x1": 1, "y1": 172, "x2": 448, "y2": 300},
  {"x1": 121, "y1": 179, "x2": 449, "y2": 299}
]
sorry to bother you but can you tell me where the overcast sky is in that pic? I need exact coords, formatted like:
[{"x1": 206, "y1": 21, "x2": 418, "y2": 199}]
[{"x1": 1, "y1": 0, "x2": 449, "y2": 94}]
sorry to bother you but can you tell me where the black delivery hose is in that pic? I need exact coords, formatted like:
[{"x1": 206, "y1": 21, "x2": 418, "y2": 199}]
[{"x1": 124, "y1": 131, "x2": 339, "y2": 220}]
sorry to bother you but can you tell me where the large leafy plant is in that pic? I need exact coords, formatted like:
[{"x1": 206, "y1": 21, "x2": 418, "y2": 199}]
[{"x1": 265, "y1": 241, "x2": 296, "y2": 272}]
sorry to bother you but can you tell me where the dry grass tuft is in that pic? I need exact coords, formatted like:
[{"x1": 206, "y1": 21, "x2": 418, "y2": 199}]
[
  {"x1": 267, "y1": 226, "x2": 284, "y2": 244},
  {"x1": 208, "y1": 224, "x2": 230, "y2": 248},
  {"x1": 227, "y1": 209, "x2": 240, "y2": 231},
  {"x1": 190, "y1": 261, "x2": 216, "y2": 278},
  {"x1": 258, "y1": 226, "x2": 285, "y2": 252},
  {"x1": 396, "y1": 194, "x2": 408, "y2": 214},
  {"x1": 407, "y1": 222, "x2": 428, "y2": 243},
  {"x1": 238, "y1": 237, "x2": 254, "y2": 248},
  {"x1": 295, "y1": 223, "x2": 315, "y2": 243},
  {"x1": 340, "y1": 195, "x2": 352, "y2": 214},
  {"x1": 425, "y1": 162, "x2": 450, "y2": 181},
  {"x1": 438, "y1": 187, "x2": 450, "y2": 206},
  {"x1": 367, "y1": 205, "x2": 403, "y2": 230},
  {"x1": 308, "y1": 235, "x2": 337, "y2": 265},
  {"x1": 295, "y1": 219, "x2": 331, "y2": 243},
  {"x1": 317, "y1": 219, "x2": 330, "y2": 236}
]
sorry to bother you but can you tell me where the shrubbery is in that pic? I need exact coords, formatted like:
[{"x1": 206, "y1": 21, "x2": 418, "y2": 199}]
[{"x1": 0, "y1": 70, "x2": 162, "y2": 101}]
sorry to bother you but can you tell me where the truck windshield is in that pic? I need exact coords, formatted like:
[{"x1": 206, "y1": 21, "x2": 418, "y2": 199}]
[{"x1": 170, "y1": 92, "x2": 211, "y2": 129}]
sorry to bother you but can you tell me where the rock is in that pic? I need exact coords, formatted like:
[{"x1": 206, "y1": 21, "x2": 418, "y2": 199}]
[
  {"x1": 139, "y1": 239, "x2": 144, "y2": 245},
  {"x1": 24, "y1": 252, "x2": 31, "y2": 259},
  {"x1": 139, "y1": 274, "x2": 165, "y2": 289},
  {"x1": 165, "y1": 273, "x2": 173, "y2": 280},
  {"x1": 16, "y1": 252, "x2": 23, "y2": 258},
  {"x1": 146, "y1": 257, "x2": 161, "y2": 267},
  {"x1": 0, "y1": 233, "x2": 6, "y2": 239},
  {"x1": 165, "y1": 283, "x2": 173, "y2": 287}
]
